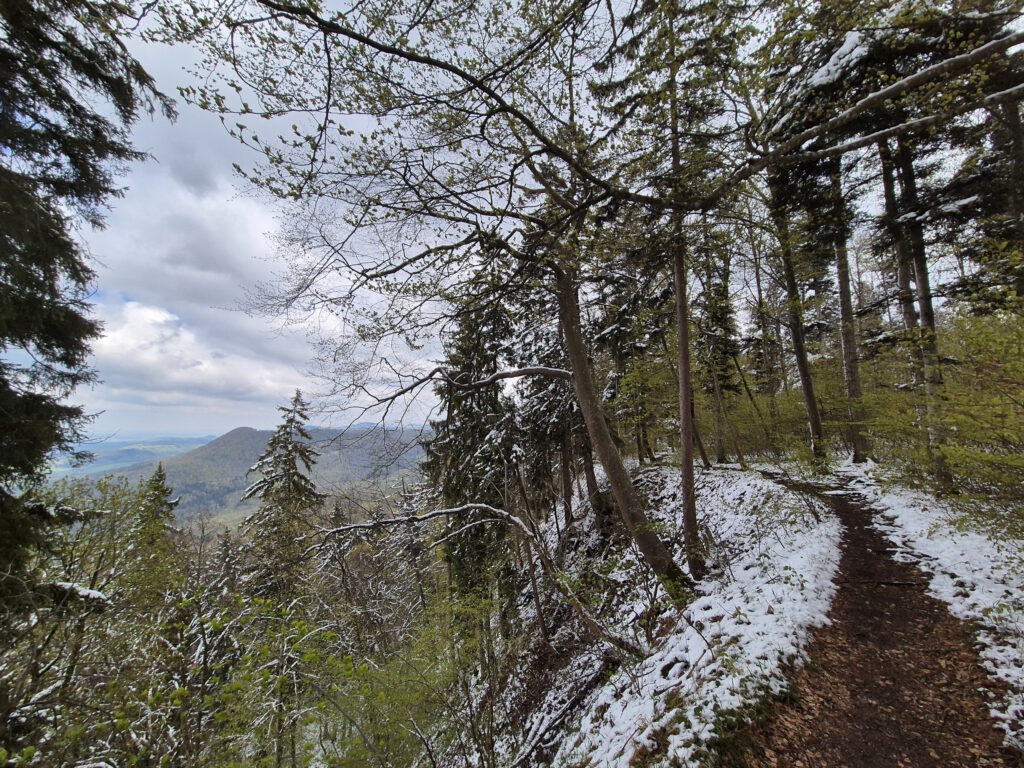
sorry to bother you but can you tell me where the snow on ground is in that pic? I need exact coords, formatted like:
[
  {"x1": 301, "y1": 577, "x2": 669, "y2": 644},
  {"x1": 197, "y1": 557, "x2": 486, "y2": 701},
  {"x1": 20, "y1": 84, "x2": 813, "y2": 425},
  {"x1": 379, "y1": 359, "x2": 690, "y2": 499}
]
[
  {"x1": 834, "y1": 458, "x2": 1024, "y2": 748},
  {"x1": 507, "y1": 465, "x2": 840, "y2": 768}
]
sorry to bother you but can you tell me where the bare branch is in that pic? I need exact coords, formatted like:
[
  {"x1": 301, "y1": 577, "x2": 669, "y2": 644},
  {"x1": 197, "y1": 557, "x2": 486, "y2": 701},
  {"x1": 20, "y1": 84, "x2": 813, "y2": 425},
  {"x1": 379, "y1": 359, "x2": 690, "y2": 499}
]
[{"x1": 254, "y1": 0, "x2": 663, "y2": 209}]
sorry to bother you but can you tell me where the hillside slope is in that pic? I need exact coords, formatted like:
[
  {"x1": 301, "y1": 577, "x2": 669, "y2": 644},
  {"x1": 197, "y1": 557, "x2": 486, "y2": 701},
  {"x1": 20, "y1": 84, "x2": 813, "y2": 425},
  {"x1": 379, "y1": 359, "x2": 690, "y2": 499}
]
[
  {"x1": 97, "y1": 426, "x2": 422, "y2": 522},
  {"x1": 453, "y1": 464, "x2": 841, "y2": 767},
  {"x1": 49, "y1": 436, "x2": 213, "y2": 478}
]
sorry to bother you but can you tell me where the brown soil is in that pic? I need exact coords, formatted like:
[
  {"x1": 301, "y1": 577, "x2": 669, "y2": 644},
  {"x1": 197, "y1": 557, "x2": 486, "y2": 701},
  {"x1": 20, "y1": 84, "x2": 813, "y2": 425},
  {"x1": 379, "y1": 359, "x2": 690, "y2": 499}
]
[{"x1": 743, "y1": 481, "x2": 1023, "y2": 768}]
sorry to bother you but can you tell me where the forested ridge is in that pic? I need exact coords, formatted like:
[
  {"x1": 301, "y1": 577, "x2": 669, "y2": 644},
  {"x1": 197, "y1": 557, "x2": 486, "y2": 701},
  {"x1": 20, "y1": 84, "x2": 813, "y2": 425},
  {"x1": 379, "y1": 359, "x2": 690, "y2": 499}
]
[
  {"x1": 77, "y1": 426, "x2": 422, "y2": 523},
  {"x1": 2, "y1": 0, "x2": 1024, "y2": 765}
]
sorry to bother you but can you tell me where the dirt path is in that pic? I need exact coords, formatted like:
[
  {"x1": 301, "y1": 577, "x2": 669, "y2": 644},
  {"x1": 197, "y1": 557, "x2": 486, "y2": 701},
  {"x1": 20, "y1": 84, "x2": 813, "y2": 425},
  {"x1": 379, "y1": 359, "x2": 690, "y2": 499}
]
[{"x1": 743, "y1": 478, "x2": 1023, "y2": 768}]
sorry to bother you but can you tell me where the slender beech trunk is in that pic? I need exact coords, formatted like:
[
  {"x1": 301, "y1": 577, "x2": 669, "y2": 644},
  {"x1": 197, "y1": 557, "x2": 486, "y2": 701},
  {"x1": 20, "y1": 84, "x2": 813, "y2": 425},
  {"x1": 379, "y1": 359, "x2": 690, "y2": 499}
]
[
  {"x1": 668, "y1": 19, "x2": 705, "y2": 580},
  {"x1": 635, "y1": 418, "x2": 646, "y2": 465},
  {"x1": 555, "y1": 268, "x2": 691, "y2": 598},
  {"x1": 830, "y1": 167, "x2": 870, "y2": 462},
  {"x1": 711, "y1": 372, "x2": 727, "y2": 463},
  {"x1": 710, "y1": 363, "x2": 747, "y2": 467},
  {"x1": 752, "y1": 261, "x2": 771, "y2": 366},
  {"x1": 579, "y1": 431, "x2": 613, "y2": 529},
  {"x1": 691, "y1": 396, "x2": 712, "y2": 469},
  {"x1": 528, "y1": 536, "x2": 552, "y2": 647},
  {"x1": 661, "y1": 328, "x2": 710, "y2": 468},
  {"x1": 770, "y1": 202, "x2": 825, "y2": 456},
  {"x1": 516, "y1": 471, "x2": 551, "y2": 646},
  {"x1": 581, "y1": 437, "x2": 600, "y2": 501},
  {"x1": 776, "y1": 311, "x2": 789, "y2": 393},
  {"x1": 878, "y1": 140, "x2": 926, "y2": 387},
  {"x1": 1001, "y1": 101, "x2": 1024, "y2": 243},
  {"x1": 726, "y1": 416, "x2": 747, "y2": 469},
  {"x1": 734, "y1": 353, "x2": 773, "y2": 450},
  {"x1": 671, "y1": 242, "x2": 705, "y2": 580},
  {"x1": 752, "y1": 241, "x2": 779, "y2": 423},
  {"x1": 895, "y1": 140, "x2": 942, "y2": 363},
  {"x1": 895, "y1": 138, "x2": 952, "y2": 485},
  {"x1": 560, "y1": 433, "x2": 573, "y2": 526},
  {"x1": 641, "y1": 421, "x2": 656, "y2": 462}
]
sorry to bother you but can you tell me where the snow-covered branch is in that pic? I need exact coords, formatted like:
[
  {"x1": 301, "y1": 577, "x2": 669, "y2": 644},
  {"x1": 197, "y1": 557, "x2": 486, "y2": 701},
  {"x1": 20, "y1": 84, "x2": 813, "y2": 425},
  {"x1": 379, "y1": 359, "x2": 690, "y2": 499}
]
[
  {"x1": 707, "y1": 28, "x2": 1024, "y2": 207},
  {"x1": 315, "y1": 502, "x2": 645, "y2": 657},
  {"x1": 783, "y1": 82, "x2": 1024, "y2": 166},
  {"x1": 448, "y1": 366, "x2": 573, "y2": 387},
  {"x1": 318, "y1": 503, "x2": 536, "y2": 541},
  {"x1": 776, "y1": 28, "x2": 1024, "y2": 154}
]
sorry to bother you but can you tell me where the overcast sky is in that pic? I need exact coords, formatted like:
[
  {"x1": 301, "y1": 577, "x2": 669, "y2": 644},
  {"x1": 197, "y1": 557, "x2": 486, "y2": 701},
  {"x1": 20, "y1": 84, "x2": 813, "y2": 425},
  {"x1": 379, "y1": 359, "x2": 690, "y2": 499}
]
[{"x1": 78, "y1": 39, "x2": 316, "y2": 440}]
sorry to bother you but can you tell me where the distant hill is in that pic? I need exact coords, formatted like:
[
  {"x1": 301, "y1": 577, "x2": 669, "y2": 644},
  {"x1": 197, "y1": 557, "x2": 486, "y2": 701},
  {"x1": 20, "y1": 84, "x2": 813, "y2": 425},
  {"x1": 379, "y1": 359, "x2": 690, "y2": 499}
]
[
  {"x1": 49, "y1": 436, "x2": 215, "y2": 479},
  {"x1": 90, "y1": 426, "x2": 423, "y2": 524}
]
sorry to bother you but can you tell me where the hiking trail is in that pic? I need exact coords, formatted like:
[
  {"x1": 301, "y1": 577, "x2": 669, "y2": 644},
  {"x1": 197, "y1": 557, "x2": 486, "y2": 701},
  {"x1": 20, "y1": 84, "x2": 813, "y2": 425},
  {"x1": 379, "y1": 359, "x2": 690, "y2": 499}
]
[{"x1": 744, "y1": 474, "x2": 1023, "y2": 768}]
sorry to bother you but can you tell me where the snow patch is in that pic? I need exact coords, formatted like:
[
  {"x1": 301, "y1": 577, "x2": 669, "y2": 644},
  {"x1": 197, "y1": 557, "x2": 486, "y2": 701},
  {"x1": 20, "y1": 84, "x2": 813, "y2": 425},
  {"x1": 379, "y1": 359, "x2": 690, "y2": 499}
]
[
  {"x1": 52, "y1": 581, "x2": 109, "y2": 605},
  {"x1": 808, "y1": 31, "x2": 868, "y2": 87},
  {"x1": 939, "y1": 195, "x2": 980, "y2": 214},
  {"x1": 508, "y1": 467, "x2": 841, "y2": 767}
]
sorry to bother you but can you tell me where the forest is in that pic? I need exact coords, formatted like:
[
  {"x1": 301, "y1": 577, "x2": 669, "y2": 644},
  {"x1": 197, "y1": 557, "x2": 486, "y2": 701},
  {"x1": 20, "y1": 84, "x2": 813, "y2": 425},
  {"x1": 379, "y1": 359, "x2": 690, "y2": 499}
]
[{"x1": 2, "y1": 0, "x2": 1023, "y2": 765}]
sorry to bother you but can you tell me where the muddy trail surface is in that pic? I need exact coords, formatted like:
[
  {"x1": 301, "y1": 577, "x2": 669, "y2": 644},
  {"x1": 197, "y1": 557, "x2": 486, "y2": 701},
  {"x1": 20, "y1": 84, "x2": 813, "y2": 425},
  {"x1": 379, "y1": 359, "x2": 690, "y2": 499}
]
[{"x1": 742, "y1": 475, "x2": 1022, "y2": 768}]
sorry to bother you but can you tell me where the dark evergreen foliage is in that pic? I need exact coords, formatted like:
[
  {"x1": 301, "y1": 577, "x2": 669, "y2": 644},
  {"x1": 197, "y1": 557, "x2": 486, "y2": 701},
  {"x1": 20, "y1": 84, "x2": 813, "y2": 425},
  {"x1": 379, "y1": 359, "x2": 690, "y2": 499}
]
[
  {"x1": 421, "y1": 283, "x2": 516, "y2": 593},
  {"x1": 0, "y1": 0, "x2": 172, "y2": 620},
  {"x1": 241, "y1": 390, "x2": 323, "y2": 596}
]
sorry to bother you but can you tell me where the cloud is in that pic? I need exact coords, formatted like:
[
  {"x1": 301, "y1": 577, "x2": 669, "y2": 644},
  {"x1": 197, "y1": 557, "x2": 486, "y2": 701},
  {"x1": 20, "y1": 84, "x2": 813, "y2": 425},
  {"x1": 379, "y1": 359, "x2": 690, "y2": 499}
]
[
  {"x1": 72, "y1": 39, "x2": 322, "y2": 438},
  {"x1": 84, "y1": 300, "x2": 308, "y2": 432},
  {"x1": 93, "y1": 301, "x2": 298, "y2": 398}
]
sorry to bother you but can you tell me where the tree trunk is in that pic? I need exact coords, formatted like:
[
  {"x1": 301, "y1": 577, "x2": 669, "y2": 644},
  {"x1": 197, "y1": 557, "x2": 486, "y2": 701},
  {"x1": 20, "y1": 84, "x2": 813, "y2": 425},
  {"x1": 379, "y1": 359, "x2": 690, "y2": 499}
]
[
  {"x1": 877, "y1": 140, "x2": 926, "y2": 387},
  {"x1": 661, "y1": 328, "x2": 710, "y2": 469},
  {"x1": 671, "y1": 241, "x2": 707, "y2": 580},
  {"x1": 771, "y1": 203, "x2": 825, "y2": 456},
  {"x1": 666, "y1": 18, "x2": 705, "y2": 579},
  {"x1": 752, "y1": 240, "x2": 780, "y2": 422},
  {"x1": 579, "y1": 431, "x2": 614, "y2": 531},
  {"x1": 734, "y1": 353, "x2": 773, "y2": 450},
  {"x1": 516, "y1": 472, "x2": 551, "y2": 647},
  {"x1": 830, "y1": 168, "x2": 870, "y2": 462},
  {"x1": 895, "y1": 138, "x2": 952, "y2": 485},
  {"x1": 692, "y1": 396, "x2": 712, "y2": 469},
  {"x1": 635, "y1": 419, "x2": 646, "y2": 465},
  {"x1": 582, "y1": 437, "x2": 599, "y2": 500},
  {"x1": 555, "y1": 267, "x2": 691, "y2": 598},
  {"x1": 879, "y1": 140, "x2": 932, "y2": 487},
  {"x1": 711, "y1": 373, "x2": 727, "y2": 463},
  {"x1": 641, "y1": 421, "x2": 656, "y2": 462},
  {"x1": 560, "y1": 433, "x2": 573, "y2": 526},
  {"x1": 710, "y1": 363, "x2": 746, "y2": 467},
  {"x1": 1000, "y1": 101, "x2": 1024, "y2": 244}
]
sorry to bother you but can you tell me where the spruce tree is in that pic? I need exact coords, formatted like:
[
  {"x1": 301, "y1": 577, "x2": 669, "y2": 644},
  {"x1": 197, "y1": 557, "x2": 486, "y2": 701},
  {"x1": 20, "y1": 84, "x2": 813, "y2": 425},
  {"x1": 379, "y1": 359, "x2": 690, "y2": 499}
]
[
  {"x1": 241, "y1": 390, "x2": 323, "y2": 597},
  {"x1": 123, "y1": 464, "x2": 181, "y2": 604},
  {"x1": 0, "y1": 0, "x2": 173, "y2": 482},
  {"x1": 421, "y1": 284, "x2": 516, "y2": 594}
]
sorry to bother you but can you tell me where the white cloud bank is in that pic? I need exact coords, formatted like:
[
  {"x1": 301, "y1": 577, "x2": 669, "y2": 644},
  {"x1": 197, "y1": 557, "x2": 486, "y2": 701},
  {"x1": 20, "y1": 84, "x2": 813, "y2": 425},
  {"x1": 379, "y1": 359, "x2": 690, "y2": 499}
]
[
  {"x1": 84, "y1": 300, "x2": 309, "y2": 437},
  {"x1": 73, "y1": 39, "x2": 320, "y2": 439}
]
